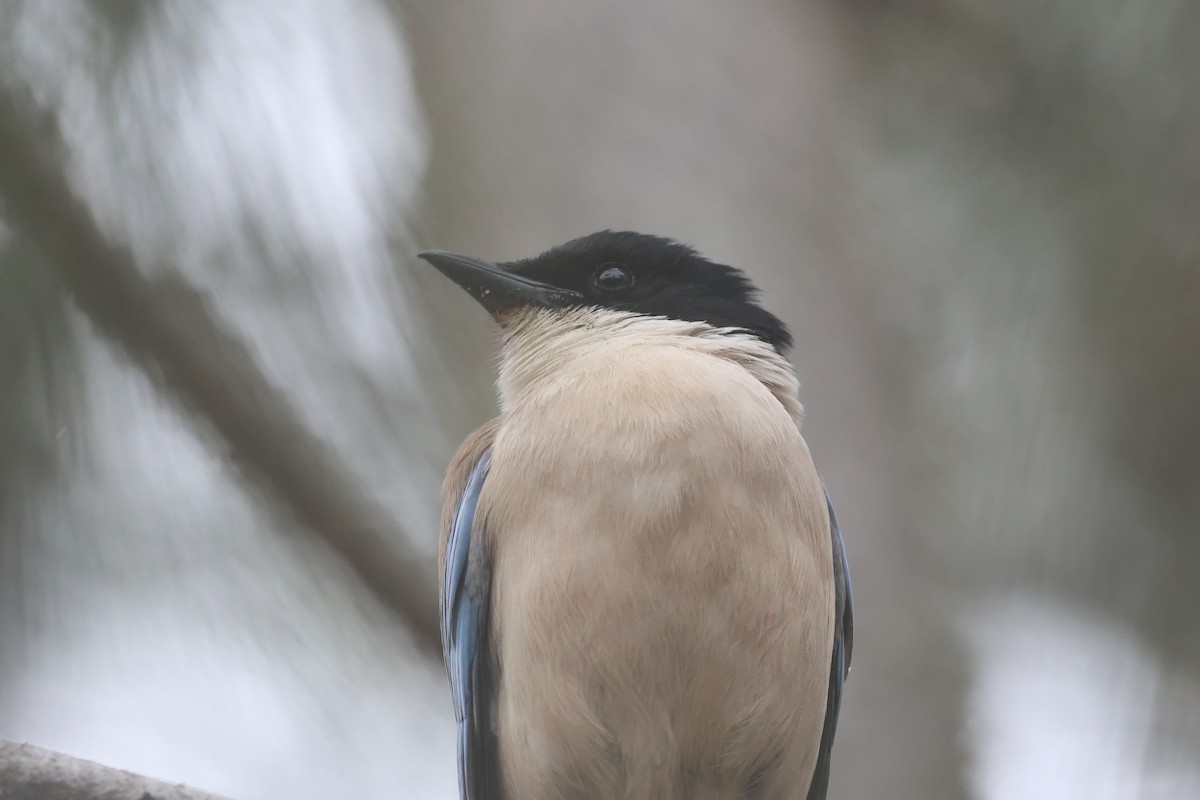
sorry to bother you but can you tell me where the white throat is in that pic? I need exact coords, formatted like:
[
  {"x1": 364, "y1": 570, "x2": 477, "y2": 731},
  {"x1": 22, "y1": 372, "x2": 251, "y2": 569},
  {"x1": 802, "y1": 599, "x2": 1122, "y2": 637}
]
[{"x1": 496, "y1": 307, "x2": 804, "y2": 425}]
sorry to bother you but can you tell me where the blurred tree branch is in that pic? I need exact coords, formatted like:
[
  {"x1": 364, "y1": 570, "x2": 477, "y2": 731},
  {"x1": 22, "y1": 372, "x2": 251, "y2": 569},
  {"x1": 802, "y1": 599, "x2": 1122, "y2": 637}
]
[
  {"x1": 0, "y1": 739, "x2": 229, "y2": 800},
  {"x1": 0, "y1": 84, "x2": 440, "y2": 652}
]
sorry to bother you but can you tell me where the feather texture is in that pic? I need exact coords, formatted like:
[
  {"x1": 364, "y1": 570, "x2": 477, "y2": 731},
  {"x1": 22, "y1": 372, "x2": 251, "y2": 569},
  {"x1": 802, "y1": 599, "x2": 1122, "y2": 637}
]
[
  {"x1": 804, "y1": 490, "x2": 854, "y2": 800},
  {"x1": 441, "y1": 421, "x2": 501, "y2": 800}
]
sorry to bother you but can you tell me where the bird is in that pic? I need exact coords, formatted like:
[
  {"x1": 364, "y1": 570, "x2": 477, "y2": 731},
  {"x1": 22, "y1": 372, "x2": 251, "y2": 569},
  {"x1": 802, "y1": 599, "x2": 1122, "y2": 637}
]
[{"x1": 418, "y1": 231, "x2": 853, "y2": 800}]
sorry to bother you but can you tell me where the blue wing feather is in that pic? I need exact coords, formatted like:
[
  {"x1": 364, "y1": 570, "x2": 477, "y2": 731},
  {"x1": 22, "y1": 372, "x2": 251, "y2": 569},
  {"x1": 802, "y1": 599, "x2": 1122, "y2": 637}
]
[
  {"x1": 442, "y1": 448, "x2": 495, "y2": 800},
  {"x1": 805, "y1": 487, "x2": 854, "y2": 800},
  {"x1": 829, "y1": 492, "x2": 854, "y2": 675}
]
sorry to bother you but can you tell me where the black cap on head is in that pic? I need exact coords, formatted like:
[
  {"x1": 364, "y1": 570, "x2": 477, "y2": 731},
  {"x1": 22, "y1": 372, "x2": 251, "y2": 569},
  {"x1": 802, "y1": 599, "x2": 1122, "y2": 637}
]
[{"x1": 419, "y1": 230, "x2": 792, "y2": 354}]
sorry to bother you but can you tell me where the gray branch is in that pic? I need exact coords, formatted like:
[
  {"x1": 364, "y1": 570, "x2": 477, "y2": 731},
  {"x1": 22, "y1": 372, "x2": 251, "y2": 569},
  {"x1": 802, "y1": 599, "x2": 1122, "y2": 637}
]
[{"x1": 0, "y1": 739, "x2": 230, "y2": 800}]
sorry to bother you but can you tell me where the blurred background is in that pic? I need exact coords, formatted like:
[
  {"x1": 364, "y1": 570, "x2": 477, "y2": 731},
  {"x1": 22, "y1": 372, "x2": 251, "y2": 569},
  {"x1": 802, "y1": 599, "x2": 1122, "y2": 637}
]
[{"x1": 1, "y1": 1, "x2": 1197, "y2": 798}]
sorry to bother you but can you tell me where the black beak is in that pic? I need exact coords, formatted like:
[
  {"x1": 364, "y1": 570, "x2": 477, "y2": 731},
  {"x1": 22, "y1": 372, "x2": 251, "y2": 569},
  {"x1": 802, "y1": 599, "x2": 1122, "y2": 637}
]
[{"x1": 417, "y1": 250, "x2": 583, "y2": 315}]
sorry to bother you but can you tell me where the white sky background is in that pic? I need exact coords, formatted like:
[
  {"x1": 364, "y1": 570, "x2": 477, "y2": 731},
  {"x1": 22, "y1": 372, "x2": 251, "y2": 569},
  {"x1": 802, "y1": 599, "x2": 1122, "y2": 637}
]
[
  {"x1": 6, "y1": 0, "x2": 447, "y2": 537},
  {"x1": 2, "y1": 1, "x2": 455, "y2": 798},
  {"x1": 0, "y1": 1, "x2": 1195, "y2": 799},
  {"x1": 965, "y1": 597, "x2": 1200, "y2": 800}
]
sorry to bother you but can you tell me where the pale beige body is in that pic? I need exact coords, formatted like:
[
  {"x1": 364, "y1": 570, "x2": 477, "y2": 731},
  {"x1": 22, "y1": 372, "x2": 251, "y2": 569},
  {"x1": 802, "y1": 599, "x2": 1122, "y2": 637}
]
[{"x1": 442, "y1": 309, "x2": 834, "y2": 800}]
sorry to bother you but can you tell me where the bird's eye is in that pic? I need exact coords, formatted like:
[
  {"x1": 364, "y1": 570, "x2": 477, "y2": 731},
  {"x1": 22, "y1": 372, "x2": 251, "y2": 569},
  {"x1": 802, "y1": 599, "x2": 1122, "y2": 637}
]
[{"x1": 592, "y1": 263, "x2": 634, "y2": 294}]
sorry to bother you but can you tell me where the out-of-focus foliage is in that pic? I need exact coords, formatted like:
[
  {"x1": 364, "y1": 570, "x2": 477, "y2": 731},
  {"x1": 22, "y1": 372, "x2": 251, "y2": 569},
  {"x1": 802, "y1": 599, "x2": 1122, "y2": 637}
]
[{"x1": 0, "y1": 1, "x2": 1196, "y2": 798}]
